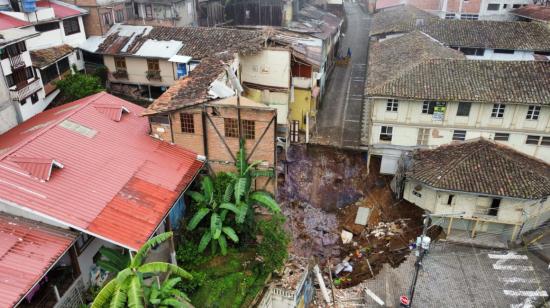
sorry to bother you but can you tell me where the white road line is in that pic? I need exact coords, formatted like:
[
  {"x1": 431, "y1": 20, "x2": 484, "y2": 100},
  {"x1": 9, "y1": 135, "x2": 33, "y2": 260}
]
[
  {"x1": 489, "y1": 253, "x2": 528, "y2": 260},
  {"x1": 503, "y1": 290, "x2": 548, "y2": 297},
  {"x1": 493, "y1": 264, "x2": 534, "y2": 271},
  {"x1": 499, "y1": 277, "x2": 538, "y2": 284}
]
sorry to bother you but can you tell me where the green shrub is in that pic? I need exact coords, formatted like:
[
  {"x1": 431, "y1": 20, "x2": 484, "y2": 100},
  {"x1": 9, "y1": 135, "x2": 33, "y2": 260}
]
[
  {"x1": 177, "y1": 270, "x2": 206, "y2": 295},
  {"x1": 256, "y1": 213, "x2": 290, "y2": 274},
  {"x1": 55, "y1": 73, "x2": 104, "y2": 103},
  {"x1": 176, "y1": 239, "x2": 210, "y2": 267}
]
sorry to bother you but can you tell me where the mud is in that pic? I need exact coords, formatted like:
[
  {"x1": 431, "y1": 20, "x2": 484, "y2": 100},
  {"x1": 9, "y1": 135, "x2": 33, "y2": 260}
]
[{"x1": 278, "y1": 144, "x2": 437, "y2": 288}]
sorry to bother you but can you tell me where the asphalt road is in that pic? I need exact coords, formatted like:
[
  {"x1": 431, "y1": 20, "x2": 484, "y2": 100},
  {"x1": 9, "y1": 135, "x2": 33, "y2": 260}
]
[{"x1": 314, "y1": 2, "x2": 370, "y2": 149}]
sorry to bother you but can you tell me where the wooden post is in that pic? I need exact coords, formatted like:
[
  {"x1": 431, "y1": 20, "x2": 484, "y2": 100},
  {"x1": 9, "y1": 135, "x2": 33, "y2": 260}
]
[
  {"x1": 446, "y1": 216, "x2": 454, "y2": 237},
  {"x1": 471, "y1": 219, "x2": 480, "y2": 238},
  {"x1": 511, "y1": 224, "x2": 519, "y2": 241}
]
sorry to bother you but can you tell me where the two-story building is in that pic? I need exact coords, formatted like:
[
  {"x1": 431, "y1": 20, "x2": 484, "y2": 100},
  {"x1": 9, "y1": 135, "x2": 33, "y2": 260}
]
[
  {"x1": 402, "y1": 139, "x2": 550, "y2": 246},
  {"x1": 0, "y1": 91, "x2": 203, "y2": 306},
  {"x1": 144, "y1": 55, "x2": 278, "y2": 193},
  {"x1": 405, "y1": 0, "x2": 533, "y2": 20},
  {"x1": 80, "y1": 24, "x2": 264, "y2": 101},
  {"x1": 365, "y1": 31, "x2": 550, "y2": 174}
]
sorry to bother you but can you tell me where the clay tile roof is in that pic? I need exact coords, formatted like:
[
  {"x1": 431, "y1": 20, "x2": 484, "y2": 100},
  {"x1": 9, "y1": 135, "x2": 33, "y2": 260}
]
[
  {"x1": 367, "y1": 31, "x2": 465, "y2": 92},
  {"x1": 144, "y1": 55, "x2": 232, "y2": 115},
  {"x1": 370, "y1": 5, "x2": 438, "y2": 36},
  {"x1": 30, "y1": 44, "x2": 73, "y2": 68},
  {"x1": 420, "y1": 19, "x2": 550, "y2": 51},
  {"x1": 511, "y1": 5, "x2": 550, "y2": 22},
  {"x1": 96, "y1": 26, "x2": 264, "y2": 60},
  {"x1": 407, "y1": 139, "x2": 550, "y2": 199},
  {"x1": 369, "y1": 59, "x2": 550, "y2": 105}
]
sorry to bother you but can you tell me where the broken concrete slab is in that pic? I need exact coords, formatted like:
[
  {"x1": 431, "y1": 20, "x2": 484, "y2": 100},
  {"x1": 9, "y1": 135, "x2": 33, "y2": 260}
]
[{"x1": 355, "y1": 207, "x2": 370, "y2": 225}]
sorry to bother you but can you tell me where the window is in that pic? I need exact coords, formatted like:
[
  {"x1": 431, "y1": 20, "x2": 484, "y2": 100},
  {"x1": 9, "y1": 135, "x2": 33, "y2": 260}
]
[
  {"x1": 147, "y1": 59, "x2": 160, "y2": 71},
  {"x1": 243, "y1": 120, "x2": 255, "y2": 139},
  {"x1": 526, "y1": 105, "x2": 541, "y2": 120},
  {"x1": 488, "y1": 199, "x2": 500, "y2": 216},
  {"x1": 57, "y1": 57, "x2": 70, "y2": 74},
  {"x1": 5, "y1": 74, "x2": 14, "y2": 87},
  {"x1": 542, "y1": 137, "x2": 550, "y2": 146},
  {"x1": 26, "y1": 66, "x2": 34, "y2": 79},
  {"x1": 41, "y1": 65, "x2": 58, "y2": 84},
  {"x1": 114, "y1": 56, "x2": 126, "y2": 70},
  {"x1": 386, "y1": 99, "x2": 398, "y2": 112},
  {"x1": 491, "y1": 104, "x2": 505, "y2": 118},
  {"x1": 1, "y1": 41, "x2": 26, "y2": 59},
  {"x1": 63, "y1": 17, "x2": 80, "y2": 36},
  {"x1": 30, "y1": 92, "x2": 39, "y2": 104},
  {"x1": 460, "y1": 14, "x2": 479, "y2": 20},
  {"x1": 75, "y1": 233, "x2": 94, "y2": 255},
  {"x1": 512, "y1": 4, "x2": 521, "y2": 8},
  {"x1": 412, "y1": 190, "x2": 422, "y2": 198},
  {"x1": 35, "y1": 22, "x2": 60, "y2": 32},
  {"x1": 494, "y1": 133, "x2": 509, "y2": 141},
  {"x1": 460, "y1": 48, "x2": 485, "y2": 56},
  {"x1": 503, "y1": 4, "x2": 508, "y2": 8},
  {"x1": 176, "y1": 63, "x2": 187, "y2": 78},
  {"x1": 422, "y1": 101, "x2": 437, "y2": 114},
  {"x1": 115, "y1": 9, "x2": 125, "y2": 23},
  {"x1": 180, "y1": 113, "x2": 194, "y2": 133},
  {"x1": 487, "y1": 3, "x2": 500, "y2": 10},
  {"x1": 452, "y1": 130, "x2": 466, "y2": 141},
  {"x1": 102, "y1": 13, "x2": 112, "y2": 27},
  {"x1": 445, "y1": 13, "x2": 455, "y2": 19},
  {"x1": 447, "y1": 195, "x2": 454, "y2": 205},
  {"x1": 526, "y1": 135, "x2": 541, "y2": 145},
  {"x1": 494, "y1": 49, "x2": 514, "y2": 54},
  {"x1": 224, "y1": 118, "x2": 239, "y2": 138},
  {"x1": 145, "y1": 4, "x2": 153, "y2": 19},
  {"x1": 380, "y1": 126, "x2": 393, "y2": 141},
  {"x1": 417, "y1": 128, "x2": 430, "y2": 145},
  {"x1": 150, "y1": 115, "x2": 169, "y2": 125},
  {"x1": 456, "y1": 102, "x2": 471, "y2": 116}
]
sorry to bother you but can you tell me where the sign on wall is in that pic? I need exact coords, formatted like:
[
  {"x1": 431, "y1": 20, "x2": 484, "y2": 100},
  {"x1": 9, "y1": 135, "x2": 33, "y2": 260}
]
[{"x1": 432, "y1": 102, "x2": 447, "y2": 121}]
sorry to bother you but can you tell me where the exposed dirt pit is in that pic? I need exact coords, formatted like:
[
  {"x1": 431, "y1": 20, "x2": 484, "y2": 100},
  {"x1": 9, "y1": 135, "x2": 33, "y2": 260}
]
[{"x1": 278, "y1": 145, "x2": 439, "y2": 288}]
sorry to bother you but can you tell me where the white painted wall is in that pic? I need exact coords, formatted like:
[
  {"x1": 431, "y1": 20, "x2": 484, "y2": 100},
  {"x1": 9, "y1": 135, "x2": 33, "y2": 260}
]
[
  {"x1": 77, "y1": 237, "x2": 117, "y2": 288},
  {"x1": 61, "y1": 17, "x2": 87, "y2": 46},
  {"x1": 465, "y1": 49, "x2": 535, "y2": 61},
  {"x1": 369, "y1": 99, "x2": 550, "y2": 168},
  {"x1": 479, "y1": 0, "x2": 531, "y2": 20},
  {"x1": 240, "y1": 49, "x2": 291, "y2": 89},
  {"x1": 0, "y1": 102, "x2": 18, "y2": 134}
]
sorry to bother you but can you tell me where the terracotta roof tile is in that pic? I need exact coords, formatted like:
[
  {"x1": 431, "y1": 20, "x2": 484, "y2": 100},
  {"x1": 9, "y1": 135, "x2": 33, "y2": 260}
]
[
  {"x1": 370, "y1": 5, "x2": 437, "y2": 36},
  {"x1": 30, "y1": 44, "x2": 73, "y2": 68},
  {"x1": 512, "y1": 5, "x2": 550, "y2": 22},
  {"x1": 407, "y1": 139, "x2": 550, "y2": 199}
]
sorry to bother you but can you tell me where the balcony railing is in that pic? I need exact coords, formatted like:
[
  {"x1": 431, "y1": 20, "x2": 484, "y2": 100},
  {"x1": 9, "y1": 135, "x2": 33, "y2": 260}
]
[
  {"x1": 9, "y1": 78, "x2": 42, "y2": 102},
  {"x1": 112, "y1": 69, "x2": 129, "y2": 79},
  {"x1": 9, "y1": 53, "x2": 26, "y2": 69},
  {"x1": 146, "y1": 70, "x2": 162, "y2": 81}
]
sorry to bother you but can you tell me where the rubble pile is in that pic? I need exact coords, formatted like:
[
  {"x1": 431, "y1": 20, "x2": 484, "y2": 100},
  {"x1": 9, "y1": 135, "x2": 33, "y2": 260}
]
[{"x1": 274, "y1": 256, "x2": 310, "y2": 290}]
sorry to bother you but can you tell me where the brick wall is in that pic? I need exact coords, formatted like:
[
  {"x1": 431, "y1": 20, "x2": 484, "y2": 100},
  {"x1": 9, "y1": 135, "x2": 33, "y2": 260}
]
[{"x1": 151, "y1": 104, "x2": 277, "y2": 192}]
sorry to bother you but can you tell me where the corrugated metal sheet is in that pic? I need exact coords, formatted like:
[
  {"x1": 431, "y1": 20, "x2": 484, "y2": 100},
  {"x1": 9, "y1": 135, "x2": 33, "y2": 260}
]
[
  {"x1": 6, "y1": 157, "x2": 61, "y2": 182},
  {"x1": 0, "y1": 212, "x2": 77, "y2": 308},
  {"x1": 36, "y1": 1, "x2": 84, "y2": 19},
  {"x1": 0, "y1": 92, "x2": 203, "y2": 251},
  {"x1": 0, "y1": 13, "x2": 31, "y2": 31}
]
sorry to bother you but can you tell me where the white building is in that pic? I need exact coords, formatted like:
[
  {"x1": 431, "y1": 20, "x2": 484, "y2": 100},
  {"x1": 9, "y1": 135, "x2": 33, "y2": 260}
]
[
  {"x1": 0, "y1": 0, "x2": 87, "y2": 131},
  {"x1": 364, "y1": 31, "x2": 550, "y2": 174},
  {"x1": 402, "y1": 139, "x2": 550, "y2": 245}
]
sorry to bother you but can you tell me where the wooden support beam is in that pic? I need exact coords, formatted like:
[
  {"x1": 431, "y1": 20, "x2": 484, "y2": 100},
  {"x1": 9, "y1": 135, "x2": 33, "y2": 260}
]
[
  {"x1": 471, "y1": 219, "x2": 480, "y2": 238},
  {"x1": 447, "y1": 216, "x2": 454, "y2": 237}
]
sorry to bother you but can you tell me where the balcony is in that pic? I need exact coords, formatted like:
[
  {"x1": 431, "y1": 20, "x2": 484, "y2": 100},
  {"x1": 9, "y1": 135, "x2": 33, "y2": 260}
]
[
  {"x1": 9, "y1": 53, "x2": 26, "y2": 70},
  {"x1": 146, "y1": 70, "x2": 162, "y2": 81},
  {"x1": 112, "y1": 69, "x2": 129, "y2": 80},
  {"x1": 9, "y1": 78, "x2": 42, "y2": 102}
]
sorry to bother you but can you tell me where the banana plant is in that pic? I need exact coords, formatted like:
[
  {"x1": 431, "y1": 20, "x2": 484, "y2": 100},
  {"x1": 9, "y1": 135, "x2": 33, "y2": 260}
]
[
  {"x1": 186, "y1": 176, "x2": 239, "y2": 256},
  {"x1": 91, "y1": 232, "x2": 192, "y2": 308},
  {"x1": 96, "y1": 247, "x2": 130, "y2": 273},
  {"x1": 148, "y1": 277, "x2": 193, "y2": 308}
]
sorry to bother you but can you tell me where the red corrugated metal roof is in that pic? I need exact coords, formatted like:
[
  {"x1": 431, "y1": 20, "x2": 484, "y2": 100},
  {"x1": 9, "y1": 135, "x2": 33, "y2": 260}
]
[
  {"x1": 93, "y1": 104, "x2": 128, "y2": 122},
  {"x1": 36, "y1": 1, "x2": 83, "y2": 19},
  {"x1": 0, "y1": 13, "x2": 31, "y2": 30},
  {"x1": 0, "y1": 92, "x2": 203, "y2": 250},
  {"x1": 6, "y1": 157, "x2": 62, "y2": 182},
  {"x1": 0, "y1": 212, "x2": 77, "y2": 307}
]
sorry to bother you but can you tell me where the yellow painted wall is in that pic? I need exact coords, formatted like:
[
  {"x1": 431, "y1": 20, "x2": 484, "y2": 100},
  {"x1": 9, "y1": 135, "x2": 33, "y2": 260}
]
[{"x1": 290, "y1": 88, "x2": 312, "y2": 130}]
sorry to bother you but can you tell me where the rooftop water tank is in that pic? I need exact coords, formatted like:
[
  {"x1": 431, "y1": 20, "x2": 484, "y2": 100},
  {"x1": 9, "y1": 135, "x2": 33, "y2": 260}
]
[{"x1": 21, "y1": 0, "x2": 36, "y2": 13}]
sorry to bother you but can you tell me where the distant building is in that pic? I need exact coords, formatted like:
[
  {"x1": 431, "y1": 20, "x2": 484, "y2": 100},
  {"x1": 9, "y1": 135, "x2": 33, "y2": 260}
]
[
  {"x1": 0, "y1": 92, "x2": 203, "y2": 306},
  {"x1": 226, "y1": 0, "x2": 295, "y2": 26},
  {"x1": 511, "y1": 4, "x2": 550, "y2": 27},
  {"x1": 364, "y1": 31, "x2": 550, "y2": 174},
  {"x1": 401, "y1": 0, "x2": 533, "y2": 20},
  {"x1": 402, "y1": 139, "x2": 550, "y2": 245},
  {"x1": 144, "y1": 55, "x2": 278, "y2": 193}
]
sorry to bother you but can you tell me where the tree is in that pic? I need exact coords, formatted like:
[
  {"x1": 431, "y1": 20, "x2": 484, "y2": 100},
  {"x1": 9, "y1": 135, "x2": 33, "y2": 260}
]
[
  {"x1": 186, "y1": 176, "x2": 240, "y2": 256},
  {"x1": 55, "y1": 72, "x2": 104, "y2": 103},
  {"x1": 91, "y1": 232, "x2": 193, "y2": 308}
]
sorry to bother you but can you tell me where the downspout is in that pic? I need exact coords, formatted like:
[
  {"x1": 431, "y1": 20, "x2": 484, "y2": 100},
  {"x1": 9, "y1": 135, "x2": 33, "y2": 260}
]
[{"x1": 201, "y1": 105, "x2": 208, "y2": 158}]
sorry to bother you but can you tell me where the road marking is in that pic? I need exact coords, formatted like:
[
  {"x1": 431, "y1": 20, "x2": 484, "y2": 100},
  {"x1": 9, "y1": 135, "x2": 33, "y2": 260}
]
[
  {"x1": 493, "y1": 264, "x2": 534, "y2": 271},
  {"x1": 499, "y1": 277, "x2": 538, "y2": 284},
  {"x1": 503, "y1": 290, "x2": 548, "y2": 297},
  {"x1": 489, "y1": 253, "x2": 528, "y2": 260}
]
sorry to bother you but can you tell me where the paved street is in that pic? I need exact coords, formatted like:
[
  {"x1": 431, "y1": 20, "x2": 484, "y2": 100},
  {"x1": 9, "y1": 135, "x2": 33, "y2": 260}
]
[
  {"x1": 314, "y1": 2, "x2": 370, "y2": 148},
  {"x1": 360, "y1": 242, "x2": 550, "y2": 307}
]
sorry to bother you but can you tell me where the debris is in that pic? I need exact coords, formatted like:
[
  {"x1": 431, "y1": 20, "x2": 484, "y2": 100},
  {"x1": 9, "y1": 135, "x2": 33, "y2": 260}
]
[
  {"x1": 354, "y1": 207, "x2": 370, "y2": 225},
  {"x1": 314, "y1": 265, "x2": 331, "y2": 304},
  {"x1": 341, "y1": 230, "x2": 353, "y2": 244},
  {"x1": 364, "y1": 288, "x2": 385, "y2": 306},
  {"x1": 334, "y1": 261, "x2": 353, "y2": 276}
]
